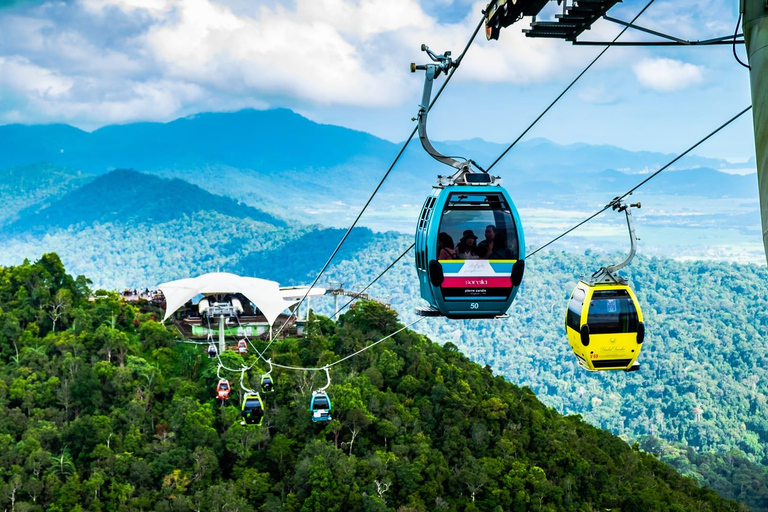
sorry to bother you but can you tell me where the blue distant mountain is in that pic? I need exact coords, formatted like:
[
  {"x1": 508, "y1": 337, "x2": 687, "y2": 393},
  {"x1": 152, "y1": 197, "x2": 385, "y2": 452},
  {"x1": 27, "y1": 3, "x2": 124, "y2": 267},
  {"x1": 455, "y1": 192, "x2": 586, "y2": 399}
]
[
  {"x1": 5, "y1": 169, "x2": 285, "y2": 236},
  {"x1": 0, "y1": 108, "x2": 751, "y2": 178},
  {"x1": 0, "y1": 109, "x2": 400, "y2": 175},
  {"x1": 0, "y1": 108, "x2": 758, "y2": 231}
]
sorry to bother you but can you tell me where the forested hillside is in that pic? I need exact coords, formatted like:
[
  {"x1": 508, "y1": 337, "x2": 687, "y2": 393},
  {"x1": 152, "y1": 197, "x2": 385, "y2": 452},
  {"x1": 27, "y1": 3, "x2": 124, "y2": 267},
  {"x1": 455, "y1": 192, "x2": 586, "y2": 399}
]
[
  {"x1": 0, "y1": 255, "x2": 744, "y2": 511},
  {"x1": 0, "y1": 163, "x2": 92, "y2": 226},
  {"x1": 229, "y1": 236, "x2": 768, "y2": 509}
]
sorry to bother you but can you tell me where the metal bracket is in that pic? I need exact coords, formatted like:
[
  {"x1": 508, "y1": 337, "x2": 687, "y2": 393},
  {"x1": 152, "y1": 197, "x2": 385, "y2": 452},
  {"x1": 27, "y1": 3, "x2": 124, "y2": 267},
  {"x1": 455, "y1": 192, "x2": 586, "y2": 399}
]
[
  {"x1": 411, "y1": 44, "x2": 471, "y2": 173},
  {"x1": 573, "y1": 16, "x2": 745, "y2": 46},
  {"x1": 587, "y1": 201, "x2": 641, "y2": 285}
]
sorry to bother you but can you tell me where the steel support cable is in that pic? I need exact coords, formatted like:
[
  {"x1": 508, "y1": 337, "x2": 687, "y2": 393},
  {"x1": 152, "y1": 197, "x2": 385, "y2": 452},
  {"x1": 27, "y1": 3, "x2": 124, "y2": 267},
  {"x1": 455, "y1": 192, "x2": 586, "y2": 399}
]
[
  {"x1": 209, "y1": 317, "x2": 423, "y2": 375},
  {"x1": 329, "y1": 243, "x2": 416, "y2": 320},
  {"x1": 261, "y1": 317, "x2": 424, "y2": 372},
  {"x1": 527, "y1": 105, "x2": 753, "y2": 258},
  {"x1": 486, "y1": 0, "x2": 656, "y2": 172},
  {"x1": 268, "y1": 17, "x2": 486, "y2": 344}
]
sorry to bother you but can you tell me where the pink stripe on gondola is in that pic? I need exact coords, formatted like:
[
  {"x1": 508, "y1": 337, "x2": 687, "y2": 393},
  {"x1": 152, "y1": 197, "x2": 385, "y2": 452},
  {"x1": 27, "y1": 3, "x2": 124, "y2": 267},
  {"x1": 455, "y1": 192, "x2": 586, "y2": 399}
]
[{"x1": 442, "y1": 277, "x2": 512, "y2": 288}]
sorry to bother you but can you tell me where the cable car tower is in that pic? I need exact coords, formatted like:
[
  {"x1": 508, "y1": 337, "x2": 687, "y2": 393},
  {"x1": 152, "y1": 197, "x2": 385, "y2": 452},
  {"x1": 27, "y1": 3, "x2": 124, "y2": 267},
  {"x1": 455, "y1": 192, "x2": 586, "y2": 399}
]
[{"x1": 199, "y1": 296, "x2": 243, "y2": 355}]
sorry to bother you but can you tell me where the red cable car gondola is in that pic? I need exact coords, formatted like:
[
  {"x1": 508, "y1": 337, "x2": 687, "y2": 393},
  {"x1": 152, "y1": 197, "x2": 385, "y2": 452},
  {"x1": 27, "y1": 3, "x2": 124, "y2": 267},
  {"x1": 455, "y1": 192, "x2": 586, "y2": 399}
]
[{"x1": 216, "y1": 379, "x2": 231, "y2": 400}]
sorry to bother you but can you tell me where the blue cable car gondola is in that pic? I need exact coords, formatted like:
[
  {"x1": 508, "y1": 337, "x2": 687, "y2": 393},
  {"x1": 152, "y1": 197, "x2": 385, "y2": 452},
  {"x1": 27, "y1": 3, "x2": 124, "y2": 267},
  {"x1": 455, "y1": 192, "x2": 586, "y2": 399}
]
[
  {"x1": 415, "y1": 177, "x2": 525, "y2": 318},
  {"x1": 310, "y1": 367, "x2": 332, "y2": 423},
  {"x1": 310, "y1": 391, "x2": 332, "y2": 423},
  {"x1": 411, "y1": 45, "x2": 525, "y2": 318}
]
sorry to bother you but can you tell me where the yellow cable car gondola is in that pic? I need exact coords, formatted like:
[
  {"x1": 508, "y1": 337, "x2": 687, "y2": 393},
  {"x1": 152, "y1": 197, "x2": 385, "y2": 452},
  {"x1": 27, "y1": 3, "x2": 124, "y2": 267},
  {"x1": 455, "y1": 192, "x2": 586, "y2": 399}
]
[{"x1": 565, "y1": 202, "x2": 646, "y2": 372}]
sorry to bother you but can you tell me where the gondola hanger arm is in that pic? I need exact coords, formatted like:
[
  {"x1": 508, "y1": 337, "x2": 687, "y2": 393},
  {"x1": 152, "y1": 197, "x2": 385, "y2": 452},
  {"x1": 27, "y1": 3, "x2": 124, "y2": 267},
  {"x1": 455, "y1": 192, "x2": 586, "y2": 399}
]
[
  {"x1": 411, "y1": 44, "x2": 475, "y2": 173},
  {"x1": 592, "y1": 202, "x2": 641, "y2": 283},
  {"x1": 239, "y1": 367, "x2": 256, "y2": 394},
  {"x1": 318, "y1": 366, "x2": 331, "y2": 393}
]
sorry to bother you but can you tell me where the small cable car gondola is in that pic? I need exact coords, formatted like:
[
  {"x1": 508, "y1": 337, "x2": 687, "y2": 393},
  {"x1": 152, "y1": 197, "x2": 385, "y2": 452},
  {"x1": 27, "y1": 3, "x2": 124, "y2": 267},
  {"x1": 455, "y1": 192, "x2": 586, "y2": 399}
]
[
  {"x1": 565, "y1": 202, "x2": 645, "y2": 372},
  {"x1": 216, "y1": 379, "x2": 231, "y2": 400},
  {"x1": 236, "y1": 339, "x2": 247, "y2": 354},
  {"x1": 261, "y1": 359, "x2": 274, "y2": 392},
  {"x1": 261, "y1": 375, "x2": 274, "y2": 393},
  {"x1": 207, "y1": 343, "x2": 217, "y2": 359},
  {"x1": 411, "y1": 45, "x2": 524, "y2": 319},
  {"x1": 309, "y1": 367, "x2": 332, "y2": 423},
  {"x1": 241, "y1": 393, "x2": 264, "y2": 426},
  {"x1": 310, "y1": 391, "x2": 332, "y2": 423}
]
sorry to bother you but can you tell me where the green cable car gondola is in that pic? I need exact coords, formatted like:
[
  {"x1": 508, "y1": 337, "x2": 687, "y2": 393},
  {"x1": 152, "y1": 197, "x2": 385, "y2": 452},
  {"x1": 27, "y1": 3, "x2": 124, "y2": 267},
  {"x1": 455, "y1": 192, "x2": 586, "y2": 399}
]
[
  {"x1": 261, "y1": 375, "x2": 274, "y2": 393},
  {"x1": 241, "y1": 393, "x2": 264, "y2": 426}
]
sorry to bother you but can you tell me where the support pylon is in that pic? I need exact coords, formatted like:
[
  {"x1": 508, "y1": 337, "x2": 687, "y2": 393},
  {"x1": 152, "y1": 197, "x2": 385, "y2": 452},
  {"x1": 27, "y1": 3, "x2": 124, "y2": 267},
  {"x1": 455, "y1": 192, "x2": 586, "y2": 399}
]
[{"x1": 743, "y1": 0, "x2": 768, "y2": 264}]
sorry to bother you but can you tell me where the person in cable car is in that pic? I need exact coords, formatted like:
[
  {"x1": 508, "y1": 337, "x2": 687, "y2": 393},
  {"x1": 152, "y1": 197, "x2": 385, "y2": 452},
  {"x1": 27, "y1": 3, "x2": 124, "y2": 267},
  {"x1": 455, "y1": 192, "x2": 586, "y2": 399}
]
[
  {"x1": 241, "y1": 393, "x2": 264, "y2": 426},
  {"x1": 437, "y1": 232, "x2": 457, "y2": 260},
  {"x1": 237, "y1": 339, "x2": 247, "y2": 354},
  {"x1": 456, "y1": 230, "x2": 480, "y2": 260},
  {"x1": 216, "y1": 379, "x2": 230, "y2": 400},
  {"x1": 477, "y1": 224, "x2": 496, "y2": 258},
  {"x1": 309, "y1": 392, "x2": 332, "y2": 423}
]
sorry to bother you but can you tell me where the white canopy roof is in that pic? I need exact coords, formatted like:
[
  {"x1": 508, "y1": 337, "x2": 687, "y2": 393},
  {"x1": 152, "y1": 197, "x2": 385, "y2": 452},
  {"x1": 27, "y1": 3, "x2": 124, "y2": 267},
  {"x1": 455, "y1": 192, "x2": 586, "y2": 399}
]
[{"x1": 158, "y1": 272, "x2": 299, "y2": 327}]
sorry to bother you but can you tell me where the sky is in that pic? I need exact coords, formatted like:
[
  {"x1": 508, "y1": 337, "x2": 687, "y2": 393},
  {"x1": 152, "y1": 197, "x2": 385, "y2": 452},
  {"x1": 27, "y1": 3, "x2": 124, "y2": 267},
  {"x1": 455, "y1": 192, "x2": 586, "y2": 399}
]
[{"x1": 0, "y1": 0, "x2": 757, "y2": 162}]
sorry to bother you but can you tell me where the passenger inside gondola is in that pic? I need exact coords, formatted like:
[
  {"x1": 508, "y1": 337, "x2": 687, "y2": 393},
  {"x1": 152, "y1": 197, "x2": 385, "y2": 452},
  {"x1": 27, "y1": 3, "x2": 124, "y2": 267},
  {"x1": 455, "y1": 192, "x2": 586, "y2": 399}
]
[
  {"x1": 437, "y1": 232, "x2": 457, "y2": 260},
  {"x1": 478, "y1": 225, "x2": 496, "y2": 258},
  {"x1": 489, "y1": 230, "x2": 514, "y2": 259},
  {"x1": 456, "y1": 230, "x2": 480, "y2": 259}
]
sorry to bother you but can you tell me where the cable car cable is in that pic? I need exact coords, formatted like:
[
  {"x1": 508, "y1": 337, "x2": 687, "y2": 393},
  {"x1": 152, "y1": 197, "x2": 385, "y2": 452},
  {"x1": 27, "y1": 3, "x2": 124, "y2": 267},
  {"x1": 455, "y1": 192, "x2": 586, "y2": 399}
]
[
  {"x1": 209, "y1": 317, "x2": 421, "y2": 376},
  {"x1": 329, "y1": 243, "x2": 415, "y2": 320},
  {"x1": 255, "y1": 317, "x2": 423, "y2": 373},
  {"x1": 486, "y1": 0, "x2": 656, "y2": 172},
  {"x1": 527, "y1": 104, "x2": 753, "y2": 258},
  {"x1": 271, "y1": 17, "x2": 486, "y2": 342},
  {"x1": 733, "y1": 12, "x2": 750, "y2": 69}
]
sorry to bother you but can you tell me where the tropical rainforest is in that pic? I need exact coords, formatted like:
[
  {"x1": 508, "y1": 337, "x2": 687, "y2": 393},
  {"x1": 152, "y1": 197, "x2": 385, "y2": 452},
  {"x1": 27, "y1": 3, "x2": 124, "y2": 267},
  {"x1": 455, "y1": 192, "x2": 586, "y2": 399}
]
[{"x1": 0, "y1": 254, "x2": 749, "y2": 511}]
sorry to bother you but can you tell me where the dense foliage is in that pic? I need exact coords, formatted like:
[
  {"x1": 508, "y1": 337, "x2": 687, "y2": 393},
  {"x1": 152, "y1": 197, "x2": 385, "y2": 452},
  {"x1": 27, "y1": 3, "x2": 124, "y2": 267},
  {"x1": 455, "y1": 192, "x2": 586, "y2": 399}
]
[{"x1": 0, "y1": 255, "x2": 744, "y2": 511}]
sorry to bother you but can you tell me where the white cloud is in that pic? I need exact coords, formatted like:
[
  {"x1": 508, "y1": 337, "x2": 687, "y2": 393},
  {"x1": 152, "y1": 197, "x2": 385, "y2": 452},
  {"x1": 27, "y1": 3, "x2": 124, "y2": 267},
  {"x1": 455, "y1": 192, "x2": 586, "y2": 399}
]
[
  {"x1": 0, "y1": 0, "x2": 731, "y2": 130},
  {"x1": 25, "y1": 79, "x2": 210, "y2": 124},
  {"x1": 82, "y1": 0, "x2": 174, "y2": 15},
  {"x1": 633, "y1": 57, "x2": 705, "y2": 92},
  {"x1": 0, "y1": 56, "x2": 73, "y2": 98}
]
